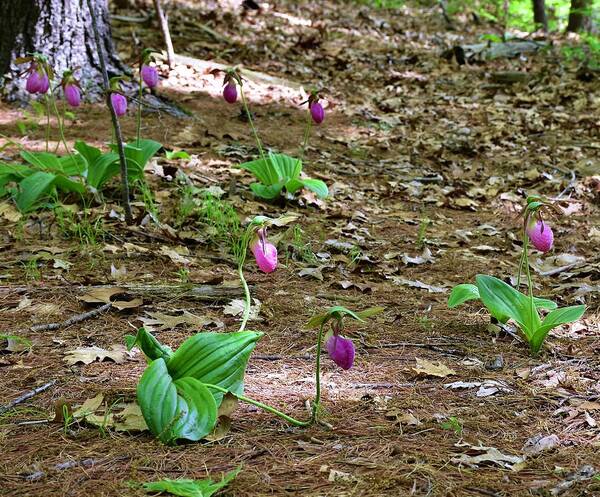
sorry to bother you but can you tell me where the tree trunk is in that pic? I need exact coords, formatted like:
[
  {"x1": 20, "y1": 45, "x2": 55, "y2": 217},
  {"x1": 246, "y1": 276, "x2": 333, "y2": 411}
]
[
  {"x1": 0, "y1": 0, "x2": 125, "y2": 100},
  {"x1": 567, "y1": 0, "x2": 591, "y2": 32},
  {"x1": 532, "y1": 0, "x2": 548, "y2": 31}
]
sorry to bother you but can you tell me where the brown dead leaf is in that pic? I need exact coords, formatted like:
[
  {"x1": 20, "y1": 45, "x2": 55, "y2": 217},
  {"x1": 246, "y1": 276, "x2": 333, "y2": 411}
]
[
  {"x1": 64, "y1": 345, "x2": 129, "y2": 366},
  {"x1": 412, "y1": 358, "x2": 456, "y2": 378},
  {"x1": 139, "y1": 310, "x2": 223, "y2": 331},
  {"x1": 78, "y1": 287, "x2": 142, "y2": 310}
]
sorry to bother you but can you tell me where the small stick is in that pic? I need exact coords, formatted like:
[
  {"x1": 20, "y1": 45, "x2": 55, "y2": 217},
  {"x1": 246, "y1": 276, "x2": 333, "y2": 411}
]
[
  {"x1": 29, "y1": 303, "x2": 112, "y2": 332},
  {"x1": 0, "y1": 380, "x2": 56, "y2": 415},
  {"x1": 153, "y1": 0, "x2": 175, "y2": 68}
]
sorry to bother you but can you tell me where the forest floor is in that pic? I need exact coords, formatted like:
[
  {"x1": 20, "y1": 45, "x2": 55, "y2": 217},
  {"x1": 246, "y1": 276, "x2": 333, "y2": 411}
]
[{"x1": 1, "y1": 0, "x2": 600, "y2": 496}]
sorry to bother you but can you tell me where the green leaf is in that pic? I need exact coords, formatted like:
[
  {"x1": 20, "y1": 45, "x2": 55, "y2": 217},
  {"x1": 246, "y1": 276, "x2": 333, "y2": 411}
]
[
  {"x1": 53, "y1": 175, "x2": 85, "y2": 194},
  {"x1": 475, "y1": 275, "x2": 538, "y2": 333},
  {"x1": 75, "y1": 141, "x2": 120, "y2": 189},
  {"x1": 74, "y1": 140, "x2": 102, "y2": 164},
  {"x1": 354, "y1": 306, "x2": 385, "y2": 320},
  {"x1": 14, "y1": 171, "x2": 56, "y2": 212},
  {"x1": 120, "y1": 139, "x2": 162, "y2": 180},
  {"x1": 269, "y1": 153, "x2": 301, "y2": 182},
  {"x1": 167, "y1": 331, "x2": 262, "y2": 405},
  {"x1": 142, "y1": 467, "x2": 240, "y2": 497},
  {"x1": 58, "y1": 154, "x2": 86, "y2": 176},
  {"x1": 306, "y1": 305, "x2": 379, "y2": 329},
  {"x1": 448, "y1": 284, "x2": 480, "y2": 308},
  {"x1": 137, "y1": 358, "x2": 218, "y2": 444},
  {"x1": 90, "y1": 153, "x2": 120, "y2": 189},
  {"x1": 128, "y1": 328, "x2": 173, "y2": 361},
  {"x1": 299, "y1": 178, "x2": 328, "y2": 198},
  {"x1": 249, "y1": 182, "x2": 283, "y2": 200},
  {"x1": 284, "y1": 177, "x2": 304, "y2": 194},
  {"x1": 532, "y1": 297, "x2": 557, "y2": 310},
  {"x1": 238, "y1": 157, "x2": 279, "y2": 185},
  {"x1": 165, "y1": 150, "x2": 191, "y2": 160},
  {"x1": 20, "y1": 150, "x2": 61, "y2": 170},
  {"x1": 529, "y1": 305, "x2": 586, "y2": 354}
]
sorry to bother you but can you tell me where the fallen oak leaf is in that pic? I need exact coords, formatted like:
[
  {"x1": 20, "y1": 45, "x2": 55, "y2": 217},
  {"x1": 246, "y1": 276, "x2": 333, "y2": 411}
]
[
  {"x1": 78, "y1": 287, "x2": 142, "y2": 310},
  {"x1": 64, "y1": 345, "x2": 129, "y2": 366},
  {"x1": 139, "y1": 310, "x2": 223, "y2": 331}
]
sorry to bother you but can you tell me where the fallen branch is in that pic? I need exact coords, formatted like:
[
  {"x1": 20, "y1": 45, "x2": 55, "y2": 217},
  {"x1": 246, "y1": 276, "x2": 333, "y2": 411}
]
[
  {"x1": 30, "y1": 303, "x2": 112, "y2": 332},
  {"x1": 0, "y1": 380, "x2": 56, "y2": 415},
  {"x1": 363, "y1": 340, "x2": 467, "y2": 357}
]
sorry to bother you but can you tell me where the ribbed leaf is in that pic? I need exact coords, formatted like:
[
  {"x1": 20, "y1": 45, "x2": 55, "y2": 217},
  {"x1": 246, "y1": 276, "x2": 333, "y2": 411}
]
[
  {"x1": 448, "y1": 284, "x2": 480, "y2": 308},
  {"x1": 167, "y1": 331, "x2": 262, "y2": 405},
  {"x1": 137, "y1": 358, "x2": 217, "y2": 444},
  {"x1": 530, "y1": 305, "x2": 586, "y2": 354},
  {"x1": 127, "y1": 327, "x2": 172, "y2": 362},
  {"x1": 270, "y1": 153, "x2": 301, "y2": 182},
  {"x1": 15, "y1": 171, "x2": 56, "y2": 212},
  {"x1": 250, "y1": 182, "x2": 283, "y2": 199},
  {"x1": 53, "y1": 175, "x2": 86, "y2": 194},
  {"x1": 299, "y1": 178, "x2": 328, "y2": 198},
  {"x1": 475, "y1": 275, "x2": 538, "y2": 330},
  {"x1": 114, "y1": 139, "x2": 162, "y2": 180},
  {"x1": 239, "y1": 157, "x2": 280, "y2": 185}
]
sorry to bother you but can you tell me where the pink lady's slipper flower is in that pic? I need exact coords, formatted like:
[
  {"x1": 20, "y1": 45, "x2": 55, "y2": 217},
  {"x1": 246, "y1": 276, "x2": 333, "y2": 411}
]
[
  {"x1": 26, "y1": 66, "x2": 43, "y2": 94},
  {"x1": 223, "y1": 82, "x2": 238, "y2": 104},
  {"x1": 64, "y1": 84, "x2": 81, "y2": 107},
  {"x1": 251, "y1": 228, "x2": 277, "y2": 273},
  {"x1": 310, "y1": 101, "x2": 324, "y2": 124},
  {"x1": 527, "y1": 220, "x2": 554, "y2": 253},
  {"x1": 111, "y1": 93, "x2": 128, "y2": 116},
  {"x1": 37, "y1": 73, "x2": 50, "y2": 94},
  {"x1": 141, "y1": 64, "x2": 159, "y2": 88},
  {"x1": 326, "y1": 334, "x2": 355, "y2": 370}
]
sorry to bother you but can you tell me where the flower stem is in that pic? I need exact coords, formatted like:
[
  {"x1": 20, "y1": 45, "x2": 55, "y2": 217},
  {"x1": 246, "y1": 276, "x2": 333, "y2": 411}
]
[
  {"x1": 44, "y1": 94, "x2": 51, "y2": 152},
  {"x1": 136, "y1": 70, "x2": 143, "y2": 146},
  {"x1": 238, "y1": 262, "x2": 251, "y2": 333},
  {"x1": 205, "y1": 383, "x2": 312, "y2": 427},
  {"x1": 299, "y1": 109, "x2": 312, "y2": 162},
  {"x1": 311, "y1": 323, "x2": 325, "y2": 422},
  {"x1": 49, "y1": 94, "x2": 72, "y2": 158},
  {"x1": 239, "y1": 84, "x2": 266, "y2": 164},
  {"x1": 236, "y1": 226, "x2": 253, "y2": 333}
]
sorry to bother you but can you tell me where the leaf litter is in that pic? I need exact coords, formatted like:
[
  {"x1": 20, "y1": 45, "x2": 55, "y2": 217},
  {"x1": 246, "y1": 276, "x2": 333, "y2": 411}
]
[{"x1": 0, "y1": 0, "x2": 599, "y2": 496}]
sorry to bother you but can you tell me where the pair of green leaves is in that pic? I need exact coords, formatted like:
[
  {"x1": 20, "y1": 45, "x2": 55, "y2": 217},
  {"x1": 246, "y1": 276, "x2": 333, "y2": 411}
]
[
  {"x1": 449, "y1": 275, "x2": 585, "y2": 354},
  {"x1": 305, "y1": 305, "x2": 385, "y2": 329},
  {"x1": 238, "y1": 152, "x2": 328, "y2": 200},
  {"x1": 128, "y1": 328, "x2": 262, "y2": 444},
  {"x1": 141, "y1": 467, "x2": 240, "y2": 497}
]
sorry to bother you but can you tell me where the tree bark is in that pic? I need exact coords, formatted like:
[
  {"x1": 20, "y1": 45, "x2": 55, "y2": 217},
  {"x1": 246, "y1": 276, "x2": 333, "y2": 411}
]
[
  {"x1": 567, "y1": 0, "x2": 591, "y2": 32},
  {"x1": 0, "y1": 0, "x2": 125, "y2": 100},
  {"x1": 532, "y1": 0, "x2": 548, "y2": 31}
]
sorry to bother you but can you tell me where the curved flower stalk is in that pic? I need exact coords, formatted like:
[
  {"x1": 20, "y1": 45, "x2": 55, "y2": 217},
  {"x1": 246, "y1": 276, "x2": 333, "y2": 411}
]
[
  {"x1": 222, "y1": 68, "x2": 267, "y2": 164},
  {"x1": 306, "y1": 306, "x2": 384, "y2": 421},
  {"x1": 137, "y1": 49, "x2": 160, "y2": 145},
  {"x1": 16, "y1": 54, "x2": 54, "y2": 151},
  {"x1": 233, "y1": 213, "x2": 298, "y2": 333}
]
